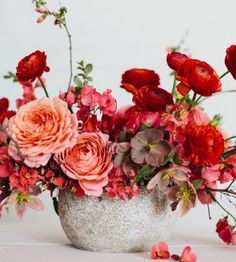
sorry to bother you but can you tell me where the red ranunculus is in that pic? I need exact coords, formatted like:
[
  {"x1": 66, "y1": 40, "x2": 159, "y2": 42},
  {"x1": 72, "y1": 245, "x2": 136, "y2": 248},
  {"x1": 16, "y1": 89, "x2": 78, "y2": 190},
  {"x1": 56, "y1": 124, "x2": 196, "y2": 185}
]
[
  {"x1": 121, "y1": 68, "x2": 160, "y2": 94},
  {"x1": 225, "y1": 44, "x2": 236, "y2": 80},
  {"x1": 16, "y1": 50, "x2": 50, "y2": 82},
  {"x1": 216, "y1": 218, "x2": 234, "y2": 245},
  {"x1": 166, "y1": 51, "x2": 189, "y2": 71},
  {"x1": 133, "y1": 86, "x2": 174, "y2": 112},
  {"x1": 183, "y1": 125, "x2": 224, "y2": 167},
  {"x1": 0, "y1": 98, "x2": 15, "y2": 124},
  {"x1": 176, "y1": 59, "x2": 221, "y2": 96}
]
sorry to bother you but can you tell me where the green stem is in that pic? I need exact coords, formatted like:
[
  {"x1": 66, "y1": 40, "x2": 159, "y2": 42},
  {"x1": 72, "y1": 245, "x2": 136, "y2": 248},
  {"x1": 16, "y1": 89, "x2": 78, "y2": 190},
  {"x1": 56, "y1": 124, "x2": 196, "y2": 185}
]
[
  {"x1": 38, "y1": 77, "x2": 49, "y2": 98},
  {"x1": 198, "y1": 89, "x2": 236, "y2": 104},
  {"x1": 171, "y1": 72, "x2": 177, "y2": 97},
  {"x1": 225, "y1": 136, "x2": 236, "y2": 142},
  {"x1": 222, "y1": 148, "x2": 236, "y2": 159},
  {"x1": 187, "y1": 92, "x2": 197, "y2": 111},
  {"x1": 220, "y1": 71, "x2": 229, "y2": 79}
]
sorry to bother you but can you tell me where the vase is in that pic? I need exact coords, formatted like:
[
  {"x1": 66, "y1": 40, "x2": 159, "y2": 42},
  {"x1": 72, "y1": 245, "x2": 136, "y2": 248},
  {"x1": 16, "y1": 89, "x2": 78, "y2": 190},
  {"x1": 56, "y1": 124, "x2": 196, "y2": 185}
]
[{"x1": 58, "y1": 188, "x2": 176, "y2": 253}]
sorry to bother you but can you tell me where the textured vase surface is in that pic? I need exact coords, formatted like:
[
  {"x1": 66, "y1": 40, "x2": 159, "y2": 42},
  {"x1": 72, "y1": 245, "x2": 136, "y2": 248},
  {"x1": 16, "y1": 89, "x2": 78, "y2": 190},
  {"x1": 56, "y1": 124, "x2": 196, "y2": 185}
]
[{"x1": 59, "y1": 188, "x2": 176, "y2": 252}]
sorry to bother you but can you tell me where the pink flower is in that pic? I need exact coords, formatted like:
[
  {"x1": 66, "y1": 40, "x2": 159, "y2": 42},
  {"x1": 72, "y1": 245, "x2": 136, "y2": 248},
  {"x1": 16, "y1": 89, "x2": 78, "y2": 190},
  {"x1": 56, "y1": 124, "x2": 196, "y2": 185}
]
[
  {"x1": 151, "y1": 242, "x2": 170, "y2": 259},
  {"x1": 54, "y1": 132, "x2": 113, "y2": 196},
  {"x1": 171, "y1": 246, "x2": 197, "y2": 262},
  {"x1": 147, "y1": 166, "x2": 189, "y2": 192},
  {"x1": 9, "y1": 166, "x2": 38, "y2": 192},
  {"x1": 0, "y1": 146, "x2": 13, "y2": 178},
  {"x1": 99, "y1": 89, "x2": 117, "y2": 116},
  {"x1": 201, "y1": 165, "x2": 221, "y2": 183},
  {"x1": 59, "y1": 86, "x2": 77, "y2": 107},
  {"x1": 166, "y1": 182, "x2": 197, "y2": 216},
  {"x1": 16, "y1": 81, "x2": 37, "y2": 109},
  {"x1": 8, "y1": 97, "x2": 78, "y2": 168},
  {"x1": 78, "y1": 86, "x2": 100, "y2": 109},
  {"x1": 188, "y1": 106, "x2": 210, "y2": 125},
  {"x1": 6, "y1": 187, "x2": 44, "y2": 219}
]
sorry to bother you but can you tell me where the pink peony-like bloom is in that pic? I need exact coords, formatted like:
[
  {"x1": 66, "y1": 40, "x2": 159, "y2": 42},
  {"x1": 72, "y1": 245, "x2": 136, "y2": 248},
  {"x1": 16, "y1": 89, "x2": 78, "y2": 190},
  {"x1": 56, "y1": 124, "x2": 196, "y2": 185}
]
[
  {"x1": 151, "y1": 242, "x2": 170, "y2": 259},
  {"x1": 54, "y1": 132, "x2": 113, "y2": 196},
  {"x1": 99, "y1": 89, "x2": 117, "y2": 116},
  {"x1": 7, "y1": 97, "x2": 78, "y2": 168}
]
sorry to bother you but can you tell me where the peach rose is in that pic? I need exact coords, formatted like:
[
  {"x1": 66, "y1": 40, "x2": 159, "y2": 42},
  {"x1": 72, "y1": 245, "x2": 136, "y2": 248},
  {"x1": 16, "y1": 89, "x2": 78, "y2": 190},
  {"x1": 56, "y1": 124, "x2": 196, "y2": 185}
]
[
  {"x1": 54, "y1": 132, "x2": 113, "y2": 196},
  {"x1": 7, "y1": 97, "x2": 78, "y2": 168}
]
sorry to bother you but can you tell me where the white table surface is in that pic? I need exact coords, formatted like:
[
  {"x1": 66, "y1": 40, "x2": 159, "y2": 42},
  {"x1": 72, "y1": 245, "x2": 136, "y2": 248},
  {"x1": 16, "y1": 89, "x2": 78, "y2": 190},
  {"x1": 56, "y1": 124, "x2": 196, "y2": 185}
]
[{"x1": 1, "y1": 218, "x2": 236, "y2": 262}]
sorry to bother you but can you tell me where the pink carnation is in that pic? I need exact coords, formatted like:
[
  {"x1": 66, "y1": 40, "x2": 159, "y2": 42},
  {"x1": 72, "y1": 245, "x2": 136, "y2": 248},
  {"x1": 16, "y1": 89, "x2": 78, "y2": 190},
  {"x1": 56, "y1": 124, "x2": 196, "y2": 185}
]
[
  {"x1": 7, "y1": 97, "x2": 78, "y2": 168},
  {"x1": 54, "y1": 132, "x2": 113, "y2": 196}
]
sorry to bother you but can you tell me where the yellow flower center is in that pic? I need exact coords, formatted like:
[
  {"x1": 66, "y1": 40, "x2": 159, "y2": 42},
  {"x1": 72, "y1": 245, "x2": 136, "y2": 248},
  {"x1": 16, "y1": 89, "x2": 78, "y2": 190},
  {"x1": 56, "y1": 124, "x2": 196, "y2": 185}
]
[
  {"x1": 176, "y1": 184, "x2": 194, "y2": 203},
  {"x1": 162, "y1": 170, "x2": 176, "y2": 180},
  {"x1": 25, "y1": 172, "x2": 31, "y2": 179}
]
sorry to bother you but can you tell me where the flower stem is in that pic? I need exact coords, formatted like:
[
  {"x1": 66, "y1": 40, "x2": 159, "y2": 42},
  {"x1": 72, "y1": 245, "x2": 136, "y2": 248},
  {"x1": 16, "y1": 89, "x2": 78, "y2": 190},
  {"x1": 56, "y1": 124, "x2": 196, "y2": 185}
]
[
  {"x1": 38, "y1": 77, "x2": 49, "y2": 98},
  {"x1": 187, "y1": 92, "x2": 197, "y2": 111},
  {"x1": 198, "y1": 89, "x2": 236, "y2": 104},
  {"x1": 171, "y1": 72, "x2": 177, "y2": 97},
  {"x1": 225, "y1": 136, "x2": 236, "y2": 142},
  {"x1": 63, "y1": 21, "x2": 73, "y2": 92},
  {"x1": 222, "y1": 148, "x2": 236, "y2": 159},
  {"x1": 220, "y1": 71, "x2": 229, "y2": 79}
]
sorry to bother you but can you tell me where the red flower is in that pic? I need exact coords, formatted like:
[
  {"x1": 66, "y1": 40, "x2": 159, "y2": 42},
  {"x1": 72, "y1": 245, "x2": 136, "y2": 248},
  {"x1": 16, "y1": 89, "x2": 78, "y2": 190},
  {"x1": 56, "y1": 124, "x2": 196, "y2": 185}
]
[
  {"x1": 183, "y1": 125, "x2": 224, "y2": 167},
  {"x1": 176, "y1": 59, "x2": 221, "y2": 96},
  {"x1": 121, "y1": 68, "x2": 160, "y2": 94},
  {"x1": 216, "y1": 218, "x2": 234, "y2": 245},
  {"x1": 0, "y1": 98, "x2": 9, "y2": 115},
  {"x1": 133, "y1": 86, "x2": 174, "y2": 112},
  {"x1": 16, "y1": 50, "x2": 50, "y2": 82},
  {"x1": 225, "y1": 45, "x2": 236, "y2": 80},
  {"x1": 166, "y1": 51, "x2": 189, "y2": 71}
]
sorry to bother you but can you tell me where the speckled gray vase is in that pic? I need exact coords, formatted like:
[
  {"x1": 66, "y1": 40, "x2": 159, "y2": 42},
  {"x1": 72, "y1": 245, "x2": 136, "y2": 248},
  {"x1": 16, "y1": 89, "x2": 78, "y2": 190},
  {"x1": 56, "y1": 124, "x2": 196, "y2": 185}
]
[{"x1": 58, "y1": 188, "x2": 176, "y2": 252}]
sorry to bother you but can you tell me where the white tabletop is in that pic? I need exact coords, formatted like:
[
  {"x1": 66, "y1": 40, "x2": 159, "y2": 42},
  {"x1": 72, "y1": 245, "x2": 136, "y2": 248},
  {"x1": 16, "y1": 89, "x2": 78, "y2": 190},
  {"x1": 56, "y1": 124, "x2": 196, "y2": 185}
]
[{"x1": 1, "y1": 218, "x2": 236, "y2": 262}]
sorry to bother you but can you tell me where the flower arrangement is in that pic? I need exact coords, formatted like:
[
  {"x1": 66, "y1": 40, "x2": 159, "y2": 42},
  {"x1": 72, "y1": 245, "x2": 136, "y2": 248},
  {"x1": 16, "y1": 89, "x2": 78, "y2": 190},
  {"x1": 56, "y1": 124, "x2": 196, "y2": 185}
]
[{"x1": 1, "y1": 0, "x2": 236, "y2": 254}]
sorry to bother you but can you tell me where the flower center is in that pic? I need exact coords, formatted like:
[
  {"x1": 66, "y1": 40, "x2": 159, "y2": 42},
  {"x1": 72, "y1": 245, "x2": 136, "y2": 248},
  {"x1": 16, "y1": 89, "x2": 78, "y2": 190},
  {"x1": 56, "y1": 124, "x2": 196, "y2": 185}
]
[
  {"x1": 162, "y1": 170, "x2": 176, "y2": 180},
  {"x1": 176, "y1": 184, "x2": 194, "y2": 203},
  {"x1": 16, "y1": 192, "x2": 30, "y2": 207},
  {"x1": 25, "y1": 172, "x2": 31, "y2": 179}
]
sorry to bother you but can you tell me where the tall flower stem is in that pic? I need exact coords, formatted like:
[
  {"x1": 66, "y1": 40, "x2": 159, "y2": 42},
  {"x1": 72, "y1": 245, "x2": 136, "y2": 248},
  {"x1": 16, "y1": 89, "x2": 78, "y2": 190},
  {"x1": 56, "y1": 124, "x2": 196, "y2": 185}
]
[
  {"x1": 187, "y1": 92, "x2": 197, "y2": 111},
  {"x1": 220, "y1": 71, "x2": 229, "y2": 79},
  {"x1": 38, "y1": 77, "x2": 49, "y2": 98},
  {"x1": 171, "y1": 72, "x2": 177, "y2": 97}
]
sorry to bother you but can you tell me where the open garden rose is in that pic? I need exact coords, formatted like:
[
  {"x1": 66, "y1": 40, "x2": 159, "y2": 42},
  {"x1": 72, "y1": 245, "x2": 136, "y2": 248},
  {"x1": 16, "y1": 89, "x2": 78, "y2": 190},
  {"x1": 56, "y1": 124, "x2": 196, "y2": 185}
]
[
  {"x1": 176, "y1": 59, "x2": 222, "y2": 96},
  {"x1": 54, "y1": 132, "x2": 113, "y2": 196},
  {"x1": 7, "y1": 97, "x2": 78, "y2": 168},
  {"x1": 121, "y1": 68, "x2": 160, "y2": 94},
  {"x1": 16, "y1": 50, "x2": 50, "y2": 82}
]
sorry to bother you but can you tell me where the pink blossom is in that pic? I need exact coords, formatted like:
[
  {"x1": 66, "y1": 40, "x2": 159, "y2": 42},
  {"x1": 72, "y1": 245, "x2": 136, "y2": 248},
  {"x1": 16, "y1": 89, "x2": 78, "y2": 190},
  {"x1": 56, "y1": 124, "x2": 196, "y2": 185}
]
[
  {"x1": 98, "y1": 89, "x2": 117, "y2": 116},
  {"x1": 201, "y1": 165, "x2": 221, "y2": 183},
  {"x1": 188, "y1": 106, "x2": 210, "y2": 125},
  {"x1": 59, "y1": 86, "x2": 77, "y2": 107},
  {"x1": 0, "y1": 146, "x2": 12, "y2": 178},
  {"x1": 37, "y1": 16, "x2": 46, "y2": 23},
  {"x1": 151, "y1": 242, "x2": 170, "y2": 259},
  {"x1": 16, "y1": 82, "x2": 37, "y2": 109},
  {"x1": 216, "y1": 218, "x2": 236, "y2": 245},
  {"x1": 5, "y1": 188, "x2": 44, "y2": 220},
  {"x1": 78, "y1": 86, "x2": 100, "y2": 109},
  {"x1": 171, "y1": 246, "x2": 197, "y2": 262},
  {"x1": 35, "y1": 8, "x2": 46, "y2": 14}
]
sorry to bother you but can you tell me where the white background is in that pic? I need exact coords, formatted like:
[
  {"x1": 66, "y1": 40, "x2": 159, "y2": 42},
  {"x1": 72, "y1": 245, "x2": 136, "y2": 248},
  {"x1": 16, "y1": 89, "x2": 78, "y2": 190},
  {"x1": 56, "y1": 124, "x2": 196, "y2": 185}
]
[{"x1": 0, "y1": 0, "x2": 236, "y2": 260}]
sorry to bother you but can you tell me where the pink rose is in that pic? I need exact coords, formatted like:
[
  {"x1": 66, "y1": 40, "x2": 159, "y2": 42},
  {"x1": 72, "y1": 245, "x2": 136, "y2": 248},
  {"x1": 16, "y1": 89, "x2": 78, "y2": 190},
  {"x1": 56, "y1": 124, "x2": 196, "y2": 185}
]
[
  {"x1": 7, "y1": 97, "x2": 78, "y2": 168},
  {"x1": 54, "y1": 132, "x2": 113, "y2": 196}
]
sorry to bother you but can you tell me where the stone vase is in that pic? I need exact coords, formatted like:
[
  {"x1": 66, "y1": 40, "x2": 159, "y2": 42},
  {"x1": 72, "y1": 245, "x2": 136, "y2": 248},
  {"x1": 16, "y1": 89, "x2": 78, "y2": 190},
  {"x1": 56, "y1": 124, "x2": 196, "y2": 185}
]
[{"x1": 58, "y1": 188, "x2": 176, "y2": 253}]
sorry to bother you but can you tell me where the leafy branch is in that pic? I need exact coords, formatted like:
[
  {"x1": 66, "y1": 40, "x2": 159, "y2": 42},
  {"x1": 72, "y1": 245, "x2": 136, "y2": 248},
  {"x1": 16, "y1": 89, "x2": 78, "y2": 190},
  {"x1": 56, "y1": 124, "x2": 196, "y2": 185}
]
[{"x1": 3, "y1": 72, "x2": 18, "y2": 83}]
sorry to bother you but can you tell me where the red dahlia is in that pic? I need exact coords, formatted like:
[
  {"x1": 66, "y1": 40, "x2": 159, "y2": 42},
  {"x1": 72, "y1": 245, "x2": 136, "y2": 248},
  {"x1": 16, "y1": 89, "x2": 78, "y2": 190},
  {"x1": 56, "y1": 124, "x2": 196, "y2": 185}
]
[
  {"x1": 16, "y1": 50, "x2": 50, "y2": 82},
  {"x1": 183, "y1": 125, "x2": 224, "y2": 167},
  {"x1": 121, "y1": 68, "x2": 160, "y2": 95}
]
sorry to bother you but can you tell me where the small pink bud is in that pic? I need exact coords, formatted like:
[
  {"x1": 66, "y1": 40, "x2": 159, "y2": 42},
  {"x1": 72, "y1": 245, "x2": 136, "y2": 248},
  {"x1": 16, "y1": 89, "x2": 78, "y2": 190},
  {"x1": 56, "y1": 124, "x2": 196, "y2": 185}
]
[
  {"x1": 35, "y1": 8, "x2": 46, "y2": 14},
  {"x1": 37, "y1": 16, "x2": 46, "y2": 24}
]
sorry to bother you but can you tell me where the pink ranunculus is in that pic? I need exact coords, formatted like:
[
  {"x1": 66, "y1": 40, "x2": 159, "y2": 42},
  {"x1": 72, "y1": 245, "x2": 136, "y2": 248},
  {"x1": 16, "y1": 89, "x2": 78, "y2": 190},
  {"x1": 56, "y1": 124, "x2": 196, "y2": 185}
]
[
  {"x1": 98, "y1": 89, "x2": 117, "y2": 116},
  {"x1": 7, "y1": 97, "x2": 78, "y2": 168},
  {"x1": 54, "y1": 132, "x2": 113, "y2": 196}
]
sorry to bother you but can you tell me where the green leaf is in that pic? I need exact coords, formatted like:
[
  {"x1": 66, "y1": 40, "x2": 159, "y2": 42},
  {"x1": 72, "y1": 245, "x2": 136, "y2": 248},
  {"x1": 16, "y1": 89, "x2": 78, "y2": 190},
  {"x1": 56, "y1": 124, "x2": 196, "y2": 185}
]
[
  {"x1": 75, "y1": 86, "x2": 82, "y2": 95},
  {"x1": 73, "y1": 75, "x2": 82, "y2": 88},
  {"x1": 87, "y1": 76, "x2": 93, "y2": 82},
  {"x1": 192, "y1": 179, "x2": 203, "y2": 190},
  {"x1": 52, "y1": 197, "x2": 59, "y2": 216},
  {"x1": 85, "y1": 64, "x2": 93, "y2": 74},
  {"x1": 137, "y1": 165, "x2": 156, "y2": 180}
]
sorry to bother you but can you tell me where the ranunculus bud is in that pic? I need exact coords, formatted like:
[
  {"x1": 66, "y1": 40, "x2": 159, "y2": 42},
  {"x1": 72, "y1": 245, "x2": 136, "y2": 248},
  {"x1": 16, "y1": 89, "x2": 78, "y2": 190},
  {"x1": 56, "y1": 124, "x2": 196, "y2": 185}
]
[
  {"x1": 166, "y1": 51, "x2": 189, "y2": 71},
  {"x1": 225, "y1": 44, "x2": 236, "y2": 80}
]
